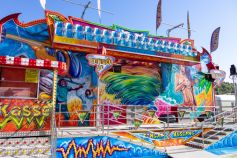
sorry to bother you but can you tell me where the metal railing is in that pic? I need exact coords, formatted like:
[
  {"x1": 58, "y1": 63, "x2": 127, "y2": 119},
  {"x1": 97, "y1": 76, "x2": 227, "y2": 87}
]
[
  {"x1": 200, "y1": 106, "x2": 237, "y2": 148},
  {"x1": 57, "y1": 103, "x2": 169, "y2": 151},
  {"x1": 55, "y1": 101, "x2": 237, "y2": 150}
]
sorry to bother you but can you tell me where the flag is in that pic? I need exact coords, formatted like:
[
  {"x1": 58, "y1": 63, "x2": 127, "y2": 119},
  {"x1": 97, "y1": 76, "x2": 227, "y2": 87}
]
[
  {"x1": 77, "y1": 111, "x2": 89, "y2": 124},
  {"x1": 97, "y1": 0, "x2": 101, "y2": 22},
  {"x1": 40, "y1": 0, "x2": 46, "y2": 10},
  {"x1": 147, "y1": 110, "x2": 156, "y2": 118},
  {"x1": 205, "y1": 111, "x2": 212, "y2": 118},
  {"x1": 178, "y1": 110, "x2": 186, "y2": 120},
  {"x1": 187, "y1": 11, "x2": 191, "y2": 39},
  {"x1": 156, "y1": 0, "x2": 162, "y2": 31},
  {"x1": 210, "y1": 27, "x2": 220, "y2": 52},
  {"x1": 133, "y1": 119, "x2": 143, "y2": 129},
  {"x1": 113, "y1": 110, "x2": 121, "y2": 120}
]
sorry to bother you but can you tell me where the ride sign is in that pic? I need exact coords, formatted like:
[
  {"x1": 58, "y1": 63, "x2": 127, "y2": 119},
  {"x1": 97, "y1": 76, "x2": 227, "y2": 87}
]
[{"x1": 86, "y1": 54, "x2": 115, "y2": 76}]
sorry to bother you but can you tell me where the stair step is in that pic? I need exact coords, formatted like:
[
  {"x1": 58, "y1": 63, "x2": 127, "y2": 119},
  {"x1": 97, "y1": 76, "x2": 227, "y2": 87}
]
[
  {"x1": 225, "y1": 122, "x2": 236, "y2": 125},
  {"x1": 206, "y1": 131, "x2": 227, "y2": 136},
  {"x1": 185, "y1": 141, "x2": 203, "y2": 149},
  {"x1": 203, "y1": 135, "x2": 219, "y2": 140},
  {"x1": 193, "y1": 137, "x2": 212, "y2": 144},
  {"x1": 214, "y1": 127, "x2": 234, "y2": 131}
]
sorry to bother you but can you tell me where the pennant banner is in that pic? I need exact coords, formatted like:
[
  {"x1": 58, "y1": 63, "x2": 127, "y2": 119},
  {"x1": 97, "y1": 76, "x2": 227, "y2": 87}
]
[
  {"x1": 210, "y1": 27, "x2": 220, "y2": 52},
  {"x1": 205, "y1": 111, "x2": 212, "y2": 118},
  {"x1": 97, "y1": 0, "x2": 101, "y2": 22},
  {"x1": 77, "y1": 111, "x2": 89, "y2": 124},
  {"x1": 156, "y1": 0, "x2": 162, "y2": 30},
  {"x1": 133, "y1": 119, "x2": 143, "y2": 129},
  {"x1": 178, "y1": 110, "x2": 186, "y2": 120},
  {"x1": 113, "y1": 110, "x2": 121, "y2": 120},
  {"x1": 147, "y1": 110, "x2": 156, "y2": 118}
]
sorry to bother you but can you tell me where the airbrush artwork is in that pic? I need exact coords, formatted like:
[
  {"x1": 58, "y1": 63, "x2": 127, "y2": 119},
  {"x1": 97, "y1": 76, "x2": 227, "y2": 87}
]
[
  {"x1": 56, "y1": 136, "x2": 168, "y2": 158},
  {"x1": 0, "y1": 8, "x2": 228, "y2": 158},
  {"x1": 55, "y1": 52, "x2": 98, "y2": 127},
  {"x1": 0, "y1": 14, "x2": 98, "y2": 129}
]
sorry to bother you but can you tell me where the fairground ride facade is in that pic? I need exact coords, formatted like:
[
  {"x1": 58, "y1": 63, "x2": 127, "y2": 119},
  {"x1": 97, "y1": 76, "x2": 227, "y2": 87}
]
[{"x1": 0, "y1": 10, "x2": 229, "y2": 158}]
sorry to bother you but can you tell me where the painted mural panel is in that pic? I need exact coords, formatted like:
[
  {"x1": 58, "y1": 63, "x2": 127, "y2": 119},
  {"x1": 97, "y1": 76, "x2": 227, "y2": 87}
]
[
  {"x1": 100, "y1": 58, "x2": 213, "y2": 122},
  {"x1": 0, "y1": 39, "x2": 98, "y2": 128},
  {"x1": 55, "y1": 51, "x2": 98, "y2": 127},
  {"x1": 0, "y1": 14, "x2": 98, "y2": 127},
  {"x1": 113, "y1": 129, "x2": 202, "y2": 147},
  {"x1": 0, "y1": 69, "x2": 53, "y2": 132},
  {"x1": 0, "y1": 98, "x2": 51, "y2": 132},
  {"x1": 56, "y1": 136, "x2": 168, "y2": 158},
  {"x1": 158, "y1": 63, "x2": 213, "y2": 120},
  {"x1": 100, "y1": 60, "x2": 161, "y2": 105},
  {"x1": 99, "y1": 59, "x2": 162, "y2": 124}
]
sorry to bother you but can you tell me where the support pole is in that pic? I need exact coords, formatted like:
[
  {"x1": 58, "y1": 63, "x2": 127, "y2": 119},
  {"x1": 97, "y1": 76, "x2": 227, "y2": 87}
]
[
  {"x1": 96, "y1": 75, "x2": 101, "y2": 131},
  {"x1": 51, "y1": 70, "x2": 58, "y2": 158}
]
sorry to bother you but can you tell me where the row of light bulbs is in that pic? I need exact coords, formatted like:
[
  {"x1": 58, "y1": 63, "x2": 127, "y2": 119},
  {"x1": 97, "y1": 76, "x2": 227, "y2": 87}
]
[{"x1": 55, "y1": 22, "x2": 198, "y2": 57}]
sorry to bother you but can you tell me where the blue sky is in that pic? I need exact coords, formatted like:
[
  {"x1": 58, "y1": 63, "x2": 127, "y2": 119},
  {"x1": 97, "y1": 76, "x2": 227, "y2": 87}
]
[{"x1": 1, "y1": 0, "x2": 237, "y2": 82}]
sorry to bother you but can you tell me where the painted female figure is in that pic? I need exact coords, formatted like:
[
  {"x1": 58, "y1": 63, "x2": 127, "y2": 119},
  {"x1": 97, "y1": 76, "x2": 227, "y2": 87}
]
[{"x1": 175, "y1": 65, "x2": 195, "y2": 107}]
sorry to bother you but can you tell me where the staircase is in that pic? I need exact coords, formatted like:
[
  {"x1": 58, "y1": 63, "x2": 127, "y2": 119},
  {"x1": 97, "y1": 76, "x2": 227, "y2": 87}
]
[{"x1": 185, "y1": 107, "x2": 237, "y2": 149}]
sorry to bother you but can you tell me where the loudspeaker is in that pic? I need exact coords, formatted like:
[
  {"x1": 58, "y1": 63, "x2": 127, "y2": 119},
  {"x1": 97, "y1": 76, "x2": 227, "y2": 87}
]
[
  {"x1": 205, "y1": 74, "x2": 215, "y2": 82},
  {"x1": 113, "y1": 65, "x2": 121, "y2": 73},
  {"x1": 230, "y1": 65, "x2": 236, "y2": 76}
]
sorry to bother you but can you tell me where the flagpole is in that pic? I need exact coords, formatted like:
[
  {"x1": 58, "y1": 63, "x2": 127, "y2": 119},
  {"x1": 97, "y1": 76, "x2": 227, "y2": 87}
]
[
  {"x1": 96, "y1": 74, "x2": 101, "y2": 131},
  {"x1": 97, "y1": 0, "x2": 101, "y2": 24},
  {"x1": 187, "y1": 11, "x2": 191, "y2": 39}
]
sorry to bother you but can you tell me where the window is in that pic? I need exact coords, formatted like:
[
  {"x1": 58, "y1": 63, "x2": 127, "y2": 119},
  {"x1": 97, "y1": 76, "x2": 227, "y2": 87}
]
[{"x1": 0, "y1": 66, "x2": 39, "y2": 99}]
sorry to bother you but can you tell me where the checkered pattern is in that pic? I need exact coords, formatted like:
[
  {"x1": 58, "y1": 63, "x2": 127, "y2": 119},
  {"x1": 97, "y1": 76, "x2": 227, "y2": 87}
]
[{"x1": 0, "y1": 56, "x2": 66, "y2": 72}]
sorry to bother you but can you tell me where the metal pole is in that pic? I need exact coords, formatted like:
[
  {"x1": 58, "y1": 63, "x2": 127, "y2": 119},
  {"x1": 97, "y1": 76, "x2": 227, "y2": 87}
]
[
  {"x1": 202, "y1": 124, "x2": 205, "y2": 148},
  {"x1": 167, "y1": 105, "x2": 169, "y2": 128},
  {"x1": 51, "y1": 70, "x2": 58, "y2": 158},
  {"x1": 166, "y1": 23, "x2": 184, "y2": 37},
  {"x1": 81, "y1": 1, "x2": 91, "y2": 19},
  {"x1": 233, "y1": 75, "x2": 237, "y2": 107},
  {"x1": 96, "y1": 75, "x2": 101, "y2": 131}
]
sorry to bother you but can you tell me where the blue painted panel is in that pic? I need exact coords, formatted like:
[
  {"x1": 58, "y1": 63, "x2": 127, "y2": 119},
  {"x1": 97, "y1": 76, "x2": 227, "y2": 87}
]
[{"x1": 56, "y1": 136, "x2": 168, "y2": 158}]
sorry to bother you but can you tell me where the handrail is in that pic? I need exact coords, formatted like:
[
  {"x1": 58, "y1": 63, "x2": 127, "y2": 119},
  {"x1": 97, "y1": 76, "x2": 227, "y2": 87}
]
[
  {"x1": 57, "y1": 103, "x2": 168, "y2": 152},
  {"x1": 202, "y1": 106, "x2": 237, "y2": 125},
  {"x1": 201, "y1": 107, "x2": 237, "y2": 148},
  {"x1": 56, "y1": 102, "x2": 236, "y2": 152}
]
